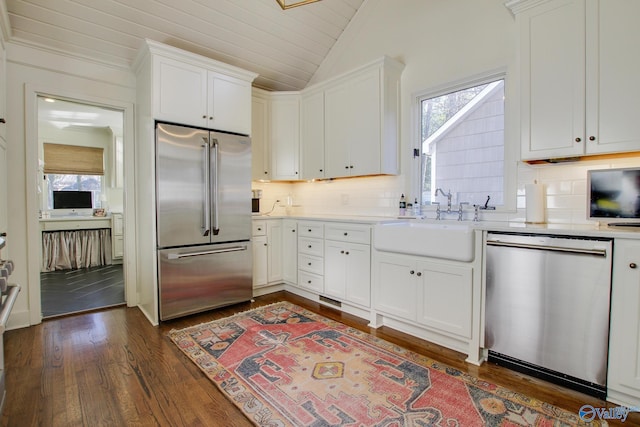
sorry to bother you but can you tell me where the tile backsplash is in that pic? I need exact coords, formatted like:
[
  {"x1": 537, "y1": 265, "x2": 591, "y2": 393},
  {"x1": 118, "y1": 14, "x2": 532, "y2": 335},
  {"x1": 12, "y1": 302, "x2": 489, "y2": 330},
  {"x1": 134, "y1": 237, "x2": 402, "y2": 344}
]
[{"x1": 253, "y1": 156, "x2": 640, "y2": 224}]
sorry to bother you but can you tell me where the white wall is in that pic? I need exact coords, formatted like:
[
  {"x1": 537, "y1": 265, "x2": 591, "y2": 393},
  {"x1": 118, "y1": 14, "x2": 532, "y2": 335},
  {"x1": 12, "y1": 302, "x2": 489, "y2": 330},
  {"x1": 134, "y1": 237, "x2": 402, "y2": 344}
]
[
  {"x1": 256, "y1": 0, "x2": 640, "y2": 224},
  {"x1": 5, "y1": 42, "x2": 136, "y2": 328}
]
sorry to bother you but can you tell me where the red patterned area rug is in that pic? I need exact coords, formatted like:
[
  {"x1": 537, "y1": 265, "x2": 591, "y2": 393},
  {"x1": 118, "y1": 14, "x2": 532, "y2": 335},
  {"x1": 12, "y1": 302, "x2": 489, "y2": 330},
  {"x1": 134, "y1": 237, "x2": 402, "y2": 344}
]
[{"x1": 169, "y1": 302, "x2": 603, "y2": 426}]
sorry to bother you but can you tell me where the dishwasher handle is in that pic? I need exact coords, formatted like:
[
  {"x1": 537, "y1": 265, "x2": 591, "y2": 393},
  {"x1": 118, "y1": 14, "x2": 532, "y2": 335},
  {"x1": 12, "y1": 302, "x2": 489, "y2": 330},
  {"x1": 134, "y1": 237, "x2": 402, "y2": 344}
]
[{"x1": 486, "y1": 239, "x2": 608, "y2": 257}]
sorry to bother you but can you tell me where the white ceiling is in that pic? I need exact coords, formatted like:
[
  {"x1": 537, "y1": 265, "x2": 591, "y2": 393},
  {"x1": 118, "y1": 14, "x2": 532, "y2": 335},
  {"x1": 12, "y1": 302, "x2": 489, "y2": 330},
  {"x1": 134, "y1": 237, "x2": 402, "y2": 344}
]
[{"x1": 5, "y1": 0, "x2": 365, "y2": 92}]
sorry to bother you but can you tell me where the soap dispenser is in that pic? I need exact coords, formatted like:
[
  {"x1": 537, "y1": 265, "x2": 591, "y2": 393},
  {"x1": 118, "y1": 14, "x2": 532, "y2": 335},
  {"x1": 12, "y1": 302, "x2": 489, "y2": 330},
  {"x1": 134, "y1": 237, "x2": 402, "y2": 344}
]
[{"x1": 399, "y1": 194, "x2": 406, "y2": 216}]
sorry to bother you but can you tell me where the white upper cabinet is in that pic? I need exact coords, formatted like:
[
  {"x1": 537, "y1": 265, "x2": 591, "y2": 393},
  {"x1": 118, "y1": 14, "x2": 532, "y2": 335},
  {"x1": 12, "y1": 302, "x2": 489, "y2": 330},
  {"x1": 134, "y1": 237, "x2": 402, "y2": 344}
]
[
  {"x1": 139, "y1": 40, "x2": 257, "y2": 135},
  {"x1": 324, "y1": 57, "x2": 404, "y2": 178},
  {"x1": 251, "y1": 89, "x2": 270, "y2": 180},
  {"x1": 300, "y1": 89, "x2": 325, "y2": 180},
  {"x1": 514, "y1": 0, "x2": 640, "y2": 160},
  {"x1": 270, "y1": 93, "x2": 300, "y2": 181}
]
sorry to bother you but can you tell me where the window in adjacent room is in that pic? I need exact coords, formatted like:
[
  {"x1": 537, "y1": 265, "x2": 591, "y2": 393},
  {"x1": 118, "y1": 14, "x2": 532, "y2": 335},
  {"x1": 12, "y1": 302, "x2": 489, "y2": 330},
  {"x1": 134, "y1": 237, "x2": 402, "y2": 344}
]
[
  {"x1": 43, "y1": 143, "x2": 105, "y2": 210},
  {"x1": 417, "y1": 75, "x2": 505, "y2": 208}
]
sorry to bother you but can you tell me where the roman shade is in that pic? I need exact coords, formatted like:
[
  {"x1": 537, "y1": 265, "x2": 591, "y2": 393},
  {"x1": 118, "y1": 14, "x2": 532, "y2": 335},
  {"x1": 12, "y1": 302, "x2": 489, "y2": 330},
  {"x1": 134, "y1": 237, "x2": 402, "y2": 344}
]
[{"x1": 43, "y1": 143, "x2": 104, "y2": 175}]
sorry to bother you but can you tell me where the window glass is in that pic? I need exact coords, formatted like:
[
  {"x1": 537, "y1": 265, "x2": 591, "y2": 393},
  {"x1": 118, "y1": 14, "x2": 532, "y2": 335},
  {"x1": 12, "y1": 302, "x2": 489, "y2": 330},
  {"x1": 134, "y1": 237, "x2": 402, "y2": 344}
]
[
  {"x1": 419, "y1": 78, "x2": 505, "y2": 208},
  {"x1": 46, "y1": 174, "x2": 102, "y2": 209}
]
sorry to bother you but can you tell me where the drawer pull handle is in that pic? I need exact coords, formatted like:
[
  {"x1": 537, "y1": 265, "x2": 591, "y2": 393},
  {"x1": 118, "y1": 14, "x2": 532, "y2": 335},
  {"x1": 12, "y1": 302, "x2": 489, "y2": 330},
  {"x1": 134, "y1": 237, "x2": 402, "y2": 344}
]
[{"x1": 631, "y1": 262, "x2": 637, "y2": 269}]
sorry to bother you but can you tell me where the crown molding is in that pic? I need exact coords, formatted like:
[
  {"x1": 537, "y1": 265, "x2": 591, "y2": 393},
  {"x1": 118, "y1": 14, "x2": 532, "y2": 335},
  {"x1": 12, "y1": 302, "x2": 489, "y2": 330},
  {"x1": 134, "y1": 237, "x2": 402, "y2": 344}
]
[{"x1": 505, "y1": 0, "x2": 556, "y2": 16}]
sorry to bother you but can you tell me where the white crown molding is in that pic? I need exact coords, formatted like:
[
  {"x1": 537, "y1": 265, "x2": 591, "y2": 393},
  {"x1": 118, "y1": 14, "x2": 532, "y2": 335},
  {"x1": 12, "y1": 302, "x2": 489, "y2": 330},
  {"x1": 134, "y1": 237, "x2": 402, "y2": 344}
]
[{"x1": 505, "y1": 0, "x2": 556, "y2": 16}]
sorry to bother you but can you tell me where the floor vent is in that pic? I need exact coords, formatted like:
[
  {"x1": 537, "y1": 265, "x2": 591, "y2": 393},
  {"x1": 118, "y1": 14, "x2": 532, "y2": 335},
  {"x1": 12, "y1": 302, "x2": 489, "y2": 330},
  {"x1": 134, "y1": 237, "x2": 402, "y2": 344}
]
[{"x1": 319, "y1": 295, "x2": 342, "y2": 307}]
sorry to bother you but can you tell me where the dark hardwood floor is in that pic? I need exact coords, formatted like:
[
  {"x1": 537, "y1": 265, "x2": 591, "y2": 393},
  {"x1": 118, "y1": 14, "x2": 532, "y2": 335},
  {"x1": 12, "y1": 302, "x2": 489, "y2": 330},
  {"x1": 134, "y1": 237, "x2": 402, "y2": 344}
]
[
  {"x1": 2, "y1": 291, "x2": 637, "y2": 426},
  {"x1": 40, "y1": 264, "x2": 125, "y2": 318}
]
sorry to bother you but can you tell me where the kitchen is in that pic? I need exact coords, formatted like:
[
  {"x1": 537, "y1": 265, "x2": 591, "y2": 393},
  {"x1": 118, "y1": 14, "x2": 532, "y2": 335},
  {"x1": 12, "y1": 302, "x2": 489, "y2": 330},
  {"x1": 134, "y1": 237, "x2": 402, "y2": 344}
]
[{"x1": 1, "y1": 0, "x2": 640, "y2": 424}]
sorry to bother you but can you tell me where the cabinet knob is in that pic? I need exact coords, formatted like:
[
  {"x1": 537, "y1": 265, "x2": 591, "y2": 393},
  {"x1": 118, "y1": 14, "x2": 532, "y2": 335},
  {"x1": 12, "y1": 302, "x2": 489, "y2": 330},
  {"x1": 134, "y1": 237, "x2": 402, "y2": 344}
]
[
  {"x1": 350, "y1": 165, "x2": 354, "y2": 169},
  {"x1": 308, "y1": 262, "x2": 312, "y2": 266},
  {"x1": 319, "y1": 169, "x2": 323, "y2": 172},
  {"x1": 343, "y1": 232, "x2": 348, "y2": 236},
  {"x1": 308, "y1": 229, "x2": 312, "y2": 232},
  {"x1": 257, "y1": 227, "x2": 262, "y2": 231},
  {"x1": 263, "y1": 243, "x2": 267, "y2": 246},
  {"x1": 307, "y1": 280, "x2": 312, "y2": 284},
  {"x1": 308, "y1": 245, "x2": 312, "y2": 248},
  {"x1": 575, "y1": 137, "x2": 582, "y2": 143},
  {"x1": 209, "y1": 116, "x2": 214, "y2": 120},
  {"x1": 291, "y1": 229, "x2": 296, "y2": 233},
  {"x1": 202, "y1": 115, "x2": 207, "y2": 119},
  {"x1": 340, "y1": 250, "x2": 345, "y2": 254},
  {"x1": 589, "y1": 136, "x2": 596, "y2": 141},
  {"x1": 410, "y1": 270, "x2": 415, "y2": 275},
  {"x1": 345, "y1": 166, "x2": 349, "y2": 169},
  {"x1": 630, "y1": 262, "x2": 637, "y2": 269},
  {"x1": 0, "y1": 118, "x2": 5, "y2": 124},
  {"x1": 264, "y1": 171, "x2": 268, "y2": 175},
  {"x1": 417, "y1": 272, "x2": 422, "y2": 277},
  {"x1": 345, "y1": 251, "x2": 349, "y2": 255}
]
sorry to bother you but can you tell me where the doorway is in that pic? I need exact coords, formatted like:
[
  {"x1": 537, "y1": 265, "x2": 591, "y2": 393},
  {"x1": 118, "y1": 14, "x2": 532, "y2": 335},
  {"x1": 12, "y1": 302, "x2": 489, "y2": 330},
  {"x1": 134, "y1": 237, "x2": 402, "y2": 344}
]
[{"x1": 37, "y1": 96, "x2": 126, "y2": 318}]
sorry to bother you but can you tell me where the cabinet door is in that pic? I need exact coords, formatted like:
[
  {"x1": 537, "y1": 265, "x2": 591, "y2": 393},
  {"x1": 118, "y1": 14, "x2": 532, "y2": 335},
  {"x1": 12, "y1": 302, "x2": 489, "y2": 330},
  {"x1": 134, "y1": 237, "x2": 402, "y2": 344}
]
[
  {"x1": 208, "y1": 72, "x2": 252, "y2": 135},
  {"x1": 300, "y1": 90, "x2": 325, "y2": 180},
  {"x1": 520, "y1": 0, "x2": 586, "y2": 160},
  {"x1": 154, "y1": 56, "x2": 208, "y2": 127},
  {"x1": 324, "y1": 82, "x2": 352, "y2": 178},
  {"x1": 251, "y1": 94, "x2": 270, "y2": 180},
  {"x1": 282, "y1": 220, "x2": 298, "y2": 284},
  {"x1": 585, "y1": 0, "x2": 640, "y2": 154},
  {"x1": 608, "y1": 239, "x2": 640, "y2": 406},
  {"x1": 416, "y1": 260, "x2": 472, "y2": 338},
  {"x1": 252, "y1": 235, "x2": 268, "y2": 288},
  {"x1": 344, "y1": 242, "x2": 371, "y2": 308},
  {"x1": 347, "y1": 68, "x2": 381, "y2": 177},
  {"x1": 266, "y1": 221, "x2": 283, "y2": 283},
  {"x1": 373, "y1": 253, "x2": 416, "y2": 321},
  {"x1": 270, "y1": 95, "x2": 300, "y2": 180},
  {"x1": 324, "y1": 241, "x2": 348, "y2": 299}
]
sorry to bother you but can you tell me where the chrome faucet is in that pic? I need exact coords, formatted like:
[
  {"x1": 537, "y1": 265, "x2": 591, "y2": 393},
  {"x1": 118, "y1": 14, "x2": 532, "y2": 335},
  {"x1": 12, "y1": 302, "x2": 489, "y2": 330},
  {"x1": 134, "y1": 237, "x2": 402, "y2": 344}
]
[
  {"x1": 435, "y1": 188, "x2": 452, "y2": 213},
  {"x1": 433, "y1": 202, "x2": 441, "y2": 220},
  {"x1": 458, "y1": 202, "x2": 469, "y2": 221}
]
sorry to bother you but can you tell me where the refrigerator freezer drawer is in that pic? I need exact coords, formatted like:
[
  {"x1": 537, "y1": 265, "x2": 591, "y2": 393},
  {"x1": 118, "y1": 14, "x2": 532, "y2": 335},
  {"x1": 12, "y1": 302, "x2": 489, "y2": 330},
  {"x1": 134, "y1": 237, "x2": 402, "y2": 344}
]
[{"x1": 158, "y1": 242, "x2": 252, "y2": 320}]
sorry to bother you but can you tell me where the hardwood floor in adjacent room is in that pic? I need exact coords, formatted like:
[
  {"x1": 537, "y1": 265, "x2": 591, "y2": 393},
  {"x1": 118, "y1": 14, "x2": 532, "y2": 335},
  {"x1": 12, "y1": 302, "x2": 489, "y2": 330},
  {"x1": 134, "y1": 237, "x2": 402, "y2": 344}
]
[
  {"x1": 40, "y1": 264, "x2": 125, "y2": 318},
  {"x1": 2, "y1": 291, "x2": 637, "y2": 426}
]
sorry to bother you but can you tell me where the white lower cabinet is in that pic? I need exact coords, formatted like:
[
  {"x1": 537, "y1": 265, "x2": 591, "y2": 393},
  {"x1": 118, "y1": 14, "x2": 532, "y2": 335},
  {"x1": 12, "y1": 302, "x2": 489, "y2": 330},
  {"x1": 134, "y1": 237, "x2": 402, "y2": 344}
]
[
  {"x1": 373, "y1": 253, "x2": 417, "y2": 321},
  {"x1": 252, "y1": 219, "x2": 283, "y2": 289},
  {"x1": 324, "y1": 241, "x2": 371, "y2": 307},
  {"x1": 608, "y1": 239, "x2": 640, "y2": 407},
  {"x1": 297, "y1": 222, "x2": 324, "y2": 293},
  {"x1": 373, "y1": 251, "x2": 475, "y2": 350},
  {"x1": 416, "y1": 260, "x2": 472, "y2": 339},
  {"x1": 282, "y1": 219, "x2": 298, "y2": 284},
  {"x1": 252, "y1": 235, "x2": 268, "y2": 288}
]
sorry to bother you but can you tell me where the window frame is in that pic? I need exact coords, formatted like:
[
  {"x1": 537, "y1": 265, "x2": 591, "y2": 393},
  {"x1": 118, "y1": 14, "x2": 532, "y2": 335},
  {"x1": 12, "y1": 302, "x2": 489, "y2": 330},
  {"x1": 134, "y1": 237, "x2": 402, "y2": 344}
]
[{"x1": 411, "y1": 68, "x2": 517, "y2": 214}]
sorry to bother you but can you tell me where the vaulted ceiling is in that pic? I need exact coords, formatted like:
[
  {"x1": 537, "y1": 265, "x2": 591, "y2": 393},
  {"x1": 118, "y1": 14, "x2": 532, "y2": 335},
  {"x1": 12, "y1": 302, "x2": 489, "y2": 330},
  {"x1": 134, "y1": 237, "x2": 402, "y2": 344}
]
[{"x1": 3, "y1": 0, "x2": 365, "y2": 91}]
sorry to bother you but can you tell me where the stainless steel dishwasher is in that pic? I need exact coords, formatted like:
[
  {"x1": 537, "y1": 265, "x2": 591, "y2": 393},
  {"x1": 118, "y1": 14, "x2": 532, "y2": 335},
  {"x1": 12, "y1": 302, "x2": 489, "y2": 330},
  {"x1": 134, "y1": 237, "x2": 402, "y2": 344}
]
[{"x1": 485, "y1": 233, "x2": 612, "y2": 398}]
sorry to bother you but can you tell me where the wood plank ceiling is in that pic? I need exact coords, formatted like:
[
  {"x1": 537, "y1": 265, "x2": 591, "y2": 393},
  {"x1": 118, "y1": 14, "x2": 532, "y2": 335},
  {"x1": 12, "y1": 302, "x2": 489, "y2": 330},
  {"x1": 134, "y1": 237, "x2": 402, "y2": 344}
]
[{"x1": 4, "y1": 0, "x2": 365, "y2": 91}]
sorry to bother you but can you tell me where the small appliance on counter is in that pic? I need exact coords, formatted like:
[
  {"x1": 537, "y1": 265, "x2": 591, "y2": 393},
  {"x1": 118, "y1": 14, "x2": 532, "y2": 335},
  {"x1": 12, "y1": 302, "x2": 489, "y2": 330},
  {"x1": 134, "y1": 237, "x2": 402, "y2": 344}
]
[{"x1": 252, "y1": 189, "x2": 262, "y2": 213}]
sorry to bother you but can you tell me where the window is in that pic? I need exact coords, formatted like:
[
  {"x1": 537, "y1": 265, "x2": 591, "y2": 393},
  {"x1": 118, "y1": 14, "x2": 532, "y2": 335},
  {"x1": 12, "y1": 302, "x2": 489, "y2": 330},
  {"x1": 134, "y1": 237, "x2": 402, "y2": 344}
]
[
  {"x1": 46, "y1": 174, "x2": 103, "y2": 210},
  {"x1": 418, "y1": 76, "x2": 505, "y2": 209}
]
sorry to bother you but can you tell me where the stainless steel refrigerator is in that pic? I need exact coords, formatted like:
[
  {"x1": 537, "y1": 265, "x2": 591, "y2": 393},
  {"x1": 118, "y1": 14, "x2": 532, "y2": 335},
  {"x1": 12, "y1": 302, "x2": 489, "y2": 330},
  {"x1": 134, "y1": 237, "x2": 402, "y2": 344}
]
[{"x1": 156, "y1": 122, "x2": 252, "y2": 320}]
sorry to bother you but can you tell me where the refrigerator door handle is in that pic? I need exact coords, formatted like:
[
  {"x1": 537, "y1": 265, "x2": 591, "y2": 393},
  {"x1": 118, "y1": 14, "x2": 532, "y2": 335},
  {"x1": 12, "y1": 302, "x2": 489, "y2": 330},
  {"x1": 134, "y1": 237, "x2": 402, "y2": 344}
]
[
  {"x1": 167, "y1": 245, "x2": 247, "y2": 259},
  {"x1": 211, "y1": 137, "x2": 220, "y2": 235},
  {"x1": 201, "y1": 137, "x2": 211, "y2": 236}
]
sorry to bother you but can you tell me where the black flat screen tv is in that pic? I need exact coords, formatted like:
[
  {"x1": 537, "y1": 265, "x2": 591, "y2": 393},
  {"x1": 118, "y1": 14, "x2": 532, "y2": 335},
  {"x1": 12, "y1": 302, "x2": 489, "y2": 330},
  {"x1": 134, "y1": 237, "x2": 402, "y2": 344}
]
[
  {"x1": 52, "y1": 191, "x2": 93, "y2": 209},
  {"x1": 588, "y1": 167, "x2": 640, "y2": 224}
]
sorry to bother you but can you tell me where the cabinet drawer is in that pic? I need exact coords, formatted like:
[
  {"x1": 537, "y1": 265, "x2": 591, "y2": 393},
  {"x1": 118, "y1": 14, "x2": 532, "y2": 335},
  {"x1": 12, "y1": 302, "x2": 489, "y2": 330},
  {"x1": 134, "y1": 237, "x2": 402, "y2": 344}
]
[
  {"x1": 298, "y1": 237, "x2": 323, "y2": 257},
  {"x1": 298, "y1": 222, "x2": 323, "y2": 238},
  {"x1": 298, "y1": 270, "x2": 324, "y2": 293},
  {"x1": 252, "y1": 220, "x2": 267, "y2": 236},
  {"x1": 325, "y1": 224, "x2": 371, "y2": 244},
  {"x1": 298, "y1": 253, "x2": 324, "y2": 275}
]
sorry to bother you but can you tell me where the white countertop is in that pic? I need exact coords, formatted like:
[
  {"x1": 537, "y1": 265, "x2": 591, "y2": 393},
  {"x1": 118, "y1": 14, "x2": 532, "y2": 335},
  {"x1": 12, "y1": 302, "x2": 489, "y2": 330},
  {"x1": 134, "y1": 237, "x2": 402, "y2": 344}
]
[{"x1": 253, "y1": 213, "x2": 640, "y2": 239}]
